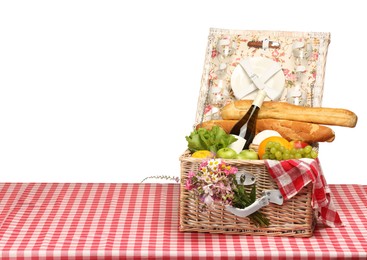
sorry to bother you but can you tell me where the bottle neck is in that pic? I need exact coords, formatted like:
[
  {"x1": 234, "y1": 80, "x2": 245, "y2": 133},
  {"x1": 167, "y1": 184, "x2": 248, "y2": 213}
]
[{"x1": 252, "y1": 90, "x2": 267, "y2": 108}]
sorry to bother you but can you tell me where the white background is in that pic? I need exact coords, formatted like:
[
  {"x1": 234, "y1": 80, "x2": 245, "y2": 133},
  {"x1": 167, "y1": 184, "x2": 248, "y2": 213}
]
[{"x1": 0, "y1": 1, "x2": 365, "y2": 184}]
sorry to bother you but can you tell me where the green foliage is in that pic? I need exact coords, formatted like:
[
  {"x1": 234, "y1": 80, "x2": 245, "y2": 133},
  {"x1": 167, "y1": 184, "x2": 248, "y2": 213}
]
[
  {"x1": 232, "y1": 177, "x2": 270, "y2": 227},
  {"x1": 185, "y1": 126, "x2": 237, "y2": 153}
]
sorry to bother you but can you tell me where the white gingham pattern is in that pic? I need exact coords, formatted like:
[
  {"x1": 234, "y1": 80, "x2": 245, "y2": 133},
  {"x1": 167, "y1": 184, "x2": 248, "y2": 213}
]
[{"x1": 0, "y1": 183, "x2": 366, "y2": 259}]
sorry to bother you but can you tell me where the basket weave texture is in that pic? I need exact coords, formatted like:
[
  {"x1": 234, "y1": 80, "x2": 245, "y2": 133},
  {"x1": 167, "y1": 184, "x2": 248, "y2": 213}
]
[{"x1": 179, "y1": 150, "x2": 316, "y2": 237}]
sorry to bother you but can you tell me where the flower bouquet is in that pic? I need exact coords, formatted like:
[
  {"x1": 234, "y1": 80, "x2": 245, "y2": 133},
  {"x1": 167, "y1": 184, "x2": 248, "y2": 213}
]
[{"x1": 185, "y1": 158, "x2": 269, "y2": 227}]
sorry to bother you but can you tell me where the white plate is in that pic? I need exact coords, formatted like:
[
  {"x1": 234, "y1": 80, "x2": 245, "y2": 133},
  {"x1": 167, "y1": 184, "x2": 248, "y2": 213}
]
[{"x1": 231, "y1": 57, "x2": 285, "y2": 101}]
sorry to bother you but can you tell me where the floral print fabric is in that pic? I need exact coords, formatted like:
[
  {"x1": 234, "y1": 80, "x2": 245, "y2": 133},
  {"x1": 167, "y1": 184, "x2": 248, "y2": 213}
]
[{"x1": 195, "y1": 28, "x2": 331, "y2": 125}]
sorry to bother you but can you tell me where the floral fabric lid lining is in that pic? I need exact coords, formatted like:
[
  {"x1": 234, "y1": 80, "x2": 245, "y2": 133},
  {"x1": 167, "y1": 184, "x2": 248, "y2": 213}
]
[{"x1": 195, "y1": 28, "x2": 331, "y2": 126}]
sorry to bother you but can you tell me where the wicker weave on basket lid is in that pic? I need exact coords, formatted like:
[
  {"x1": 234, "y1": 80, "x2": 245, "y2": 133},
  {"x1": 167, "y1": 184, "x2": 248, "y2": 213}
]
[{"x1": 179, "y1": 151, "x2": 316, "y2": 237}]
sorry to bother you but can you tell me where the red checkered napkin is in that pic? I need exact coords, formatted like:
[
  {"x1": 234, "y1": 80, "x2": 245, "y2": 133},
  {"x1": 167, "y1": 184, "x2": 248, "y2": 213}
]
[{"x1": 265, "y1": 158, "x2": 343, "y2": 227}]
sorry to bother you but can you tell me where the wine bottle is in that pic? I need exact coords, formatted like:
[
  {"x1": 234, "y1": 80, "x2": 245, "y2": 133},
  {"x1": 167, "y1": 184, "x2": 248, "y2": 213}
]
[{"x1": 230, "y1": 90, "x2": 267, "y2": 150}]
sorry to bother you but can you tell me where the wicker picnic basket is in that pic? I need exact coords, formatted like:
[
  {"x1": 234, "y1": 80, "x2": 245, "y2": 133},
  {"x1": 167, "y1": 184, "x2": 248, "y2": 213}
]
[
  {"x1": 179, "y1": 28, "x2": 331, "y2": 237},
  {"x1": 179, "y1": 151, "x2": 315, "y2": 237}
]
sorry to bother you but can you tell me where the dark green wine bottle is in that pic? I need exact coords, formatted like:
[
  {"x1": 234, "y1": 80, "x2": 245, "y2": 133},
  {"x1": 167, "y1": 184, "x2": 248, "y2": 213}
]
[{"x1": 230, "y1": 90, "x2": 267, "y2": 150}]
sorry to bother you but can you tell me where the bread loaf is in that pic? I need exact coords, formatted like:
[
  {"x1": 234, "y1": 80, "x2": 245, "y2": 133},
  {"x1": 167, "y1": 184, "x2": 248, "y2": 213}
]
[
  {"x1": 197, "y1": 119, "x2": 335, "y2": 143},
  {"x1": 221, "y1": 100, "x2": 358, "y2": 128},
  {"x1": 196, "y1": 120, "x2": 237, "y2": 134},
  {"x1": 256, "y1": 119, "x2": 335, "y2": 143}
]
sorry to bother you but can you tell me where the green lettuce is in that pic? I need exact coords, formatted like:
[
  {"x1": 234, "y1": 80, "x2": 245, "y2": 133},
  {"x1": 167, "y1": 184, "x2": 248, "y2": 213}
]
[{"x1": 185, "y1": 126, "x2": 237, "y2": 153}]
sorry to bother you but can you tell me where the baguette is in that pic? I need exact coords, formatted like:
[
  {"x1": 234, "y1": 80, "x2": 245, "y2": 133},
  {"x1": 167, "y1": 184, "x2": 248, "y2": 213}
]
[
  {"x1": 221, "y1": 100, "x2": 358, "y2": 128},
  {"x1": 196, "y1": 120, "x2": 238, "y2": 134},
  {"x1": 197, "y1": 119, "x2": 335, "y2": 143},
  {"x1": 256, "y1": 119, "x2": 335, "y2": 143}
]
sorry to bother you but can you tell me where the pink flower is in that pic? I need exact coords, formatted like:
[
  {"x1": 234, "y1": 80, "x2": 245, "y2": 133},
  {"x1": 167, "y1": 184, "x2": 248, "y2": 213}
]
[
  {"x1": 203, "y1": 184, "x2": 213, "y2": 196},
  {"x1": 312, "y1": 52, "x2": 318, "y2": 60},
  {"x1": 272, "y1": 49, "x2": 279, "y2": 58},
  {"x1": 203, "y1": 194, "x2": 214, "y2": 206},
  {"x1": 228, "y1": 166, "x2": 238, "y2": 175},
  {"x1": 212, "y1": 49, "x2": 217, "y2": 58},
  {"x1": 185, "y1": 179, "x2": 193, "y2": 190},
  {"x1": 204, "y1": 105, "x2": 212, "y2": 114},
  {"x1": 218, "y1": 182, "x2": 228, "y2": 191},
  {"x1": 309, "y1": 69, "x2": 316, "y2": 79},
  {"x1": 220, "y1": 163, "x2": 238, "y2": 176},
  {"x1": 199, "y1": 160, "x2": 209, "y2": 168},
  {"x1": 287, "y1": 73, "x2": 297, "y2": 82},
  {"x1": 188, "y1": 171, "x2": 195, "y2": 179}
]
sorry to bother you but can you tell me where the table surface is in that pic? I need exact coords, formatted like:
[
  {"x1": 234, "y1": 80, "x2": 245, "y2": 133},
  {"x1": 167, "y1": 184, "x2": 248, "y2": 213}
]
[{"x1": 0, "y1": 183, "x2": 366, "y2": 259}]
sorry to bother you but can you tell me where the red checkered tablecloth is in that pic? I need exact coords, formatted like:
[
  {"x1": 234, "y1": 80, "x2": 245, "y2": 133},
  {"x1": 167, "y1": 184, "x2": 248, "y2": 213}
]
[{"x1": 0, "y1": 183, "x2": 366, "y2": 259}]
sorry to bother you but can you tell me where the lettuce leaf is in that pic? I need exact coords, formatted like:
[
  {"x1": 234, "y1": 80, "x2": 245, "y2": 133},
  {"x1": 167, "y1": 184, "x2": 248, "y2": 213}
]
[{"x1": 185, "y1": 126, "x2": 237, "y2": 153}]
